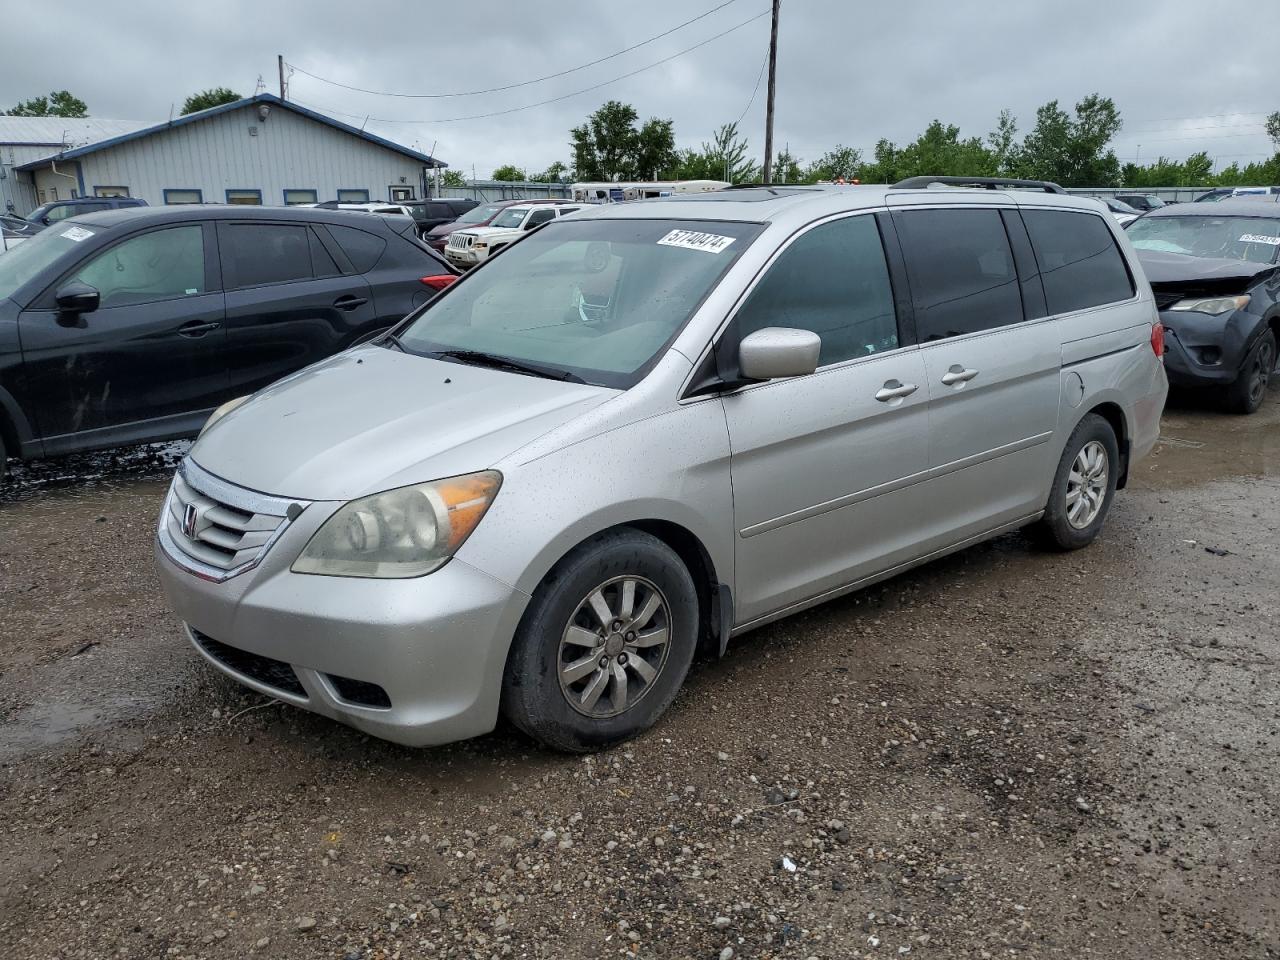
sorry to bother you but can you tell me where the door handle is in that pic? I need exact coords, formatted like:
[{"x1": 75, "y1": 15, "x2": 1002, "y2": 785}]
[
  {"x1": 333, "y1": 295, "x2": 369, "y2": 311},
  {"x1": 941, "y1": 364, "x2": 979, "y2": 386},
  {"x1": 874, "y1": 380, "x2": 918, "y2": 403},
  {"x1": 177, "y1": 320, "x2": 221, "y2": 338}
]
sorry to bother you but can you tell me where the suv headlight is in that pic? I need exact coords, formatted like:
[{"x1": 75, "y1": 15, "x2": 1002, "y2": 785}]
[
  {"x1": 1169, "y1": 295, "x2": 1250, "y2": 316},
  {"x1": 292, "y1": 471, "x2": 502, "y2": 578},
  {"x1": 198, "y1": 395, "x2": 250, "y2": 438}
]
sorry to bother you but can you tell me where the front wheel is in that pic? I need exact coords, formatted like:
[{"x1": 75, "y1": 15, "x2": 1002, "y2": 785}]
[
  {"x1": 1033, "y1": 413, "x2": 1120, "y2": 551},
  {"x1": 1222, "y1": 329, "x2": 1275, "y2": 415},
  {"x1": 501, "y1": 529, "x2": 698, "y2": 752}
]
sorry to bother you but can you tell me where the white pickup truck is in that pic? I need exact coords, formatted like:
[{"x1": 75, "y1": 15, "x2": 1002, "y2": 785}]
[{"x1": 444, "y1": 202, "x2": 581, "y2": 267}]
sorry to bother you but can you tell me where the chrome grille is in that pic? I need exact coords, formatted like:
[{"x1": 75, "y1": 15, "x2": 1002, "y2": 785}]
[
  {"x1": 159, "y1": 460, "x2": 309, "y2": 582},
  {"x1": 447, "y1": 233, "x2": 475, "y2": 250}
]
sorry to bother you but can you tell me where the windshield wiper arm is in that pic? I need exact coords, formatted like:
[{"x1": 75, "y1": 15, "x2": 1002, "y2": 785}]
[
  {"x1": 380, "y1": 331, "x2": 409, "y2": 353},
  {"x1": 429, "y1": 349, "x2": 585, "y2": 383}
]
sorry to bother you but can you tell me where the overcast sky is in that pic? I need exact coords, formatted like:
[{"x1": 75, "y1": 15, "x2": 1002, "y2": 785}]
[{"x1": 5, "y1": 0, "x2": 1277, "y2": 177}]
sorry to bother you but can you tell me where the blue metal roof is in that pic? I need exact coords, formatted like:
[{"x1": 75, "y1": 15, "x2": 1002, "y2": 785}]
[{"x1": 15, "y1": 94, "x2": 445, "y2": 170}]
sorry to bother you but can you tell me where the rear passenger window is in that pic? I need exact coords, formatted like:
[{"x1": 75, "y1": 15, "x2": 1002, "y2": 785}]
[
  {"x1": 326, "y1": 225, "x2": 386, "y2": 273},
  {"x1": 894, "y1": 209, "x2": 1023, "y2": 340},
  {"x1": 222, "y1": 224, "x2": 313, "y2": 288},
  {"x1": 1022, "y1": 210, "x2": 1134, "y2": 314},
  {"x1": 732, "y1": 215, "x2": 899, "y2": 366}
]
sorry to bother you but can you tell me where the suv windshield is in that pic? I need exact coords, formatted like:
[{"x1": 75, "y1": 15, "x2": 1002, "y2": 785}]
[
  {"x1": 396, "y1": 218, "x2": 762, "y2": 388},
  {"x1": 490, "y1": 208, "x2": 532, "y2": 229},
  {"x1": 456, "y1": 203, "x2": 504, "y2": 225},
  {"x1": 0, "y1": 220, "x2": 101, "y2": 302},
  {"x1": 1127, "y1": 215, "x2": 1280, "y2": 264}
]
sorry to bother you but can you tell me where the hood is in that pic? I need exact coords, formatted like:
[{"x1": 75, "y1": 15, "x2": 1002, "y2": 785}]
[
  {"x1": 191, "y1": 346, "x2": 617, "y2": 501},
  {"x1": 457, "y1": 225, "x2": 516, "y2": 239},
  {"x1": 1136, "y1": 248, "x2": 1278, "y2": 288},
  {"x1": 426, "y1": 222, "x2": 466, "y2": 239}
]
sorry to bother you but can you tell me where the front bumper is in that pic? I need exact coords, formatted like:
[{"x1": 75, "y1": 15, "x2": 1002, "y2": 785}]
[
  {"x1": 444, "y1": 247, "x2": 483, "y2": 266},
  {"x1": 1159, "y1": 308, "x2": 1257, "y2": 387},
  {"x1": 156, "y1": 513, "x2": 530, "y2": 747}
]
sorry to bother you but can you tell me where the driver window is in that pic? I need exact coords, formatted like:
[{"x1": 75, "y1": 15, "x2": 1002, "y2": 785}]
[
  {"x1": 526, "y1": 209, "x2": 555, "y2": 229},
  {"x1": 72, "y1": 225, "x2": 206, "y2": 308},
  {"x1": 732, "y1": 215, "x2": 899, "y2": 366}
]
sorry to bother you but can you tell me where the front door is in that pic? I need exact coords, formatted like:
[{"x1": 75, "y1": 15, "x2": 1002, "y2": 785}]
[
  {"x1": 891, "y1": 205, "x2": 1062, "y2": 540},
  {"x1": 719, "y1": 213, "x2": 931, "y2": 625},
  {"x1": 17, "y1": 222, "x2": 229, "y2": 451}
]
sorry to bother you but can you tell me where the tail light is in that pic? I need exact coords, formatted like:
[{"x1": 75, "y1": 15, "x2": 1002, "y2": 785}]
[
  {"x1": 420, "y1": 275, "x2": 457, "y2": 291},
  {"x1": 1150, "y1": 320, "x2": 1165, "y2": 359}
]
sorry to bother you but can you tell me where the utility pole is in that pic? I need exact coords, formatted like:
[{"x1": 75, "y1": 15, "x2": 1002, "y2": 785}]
[
  {"x1": 761, "y1": 0, "x2": 780, "y2": 183},
  {"x1": 278, "y1": 55, "x2": 286, "y2": 100}
]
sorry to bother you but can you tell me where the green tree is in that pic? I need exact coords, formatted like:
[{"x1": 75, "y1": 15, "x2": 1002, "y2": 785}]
[
  {"x1": 673, "y1": 122, "x2": 759, "y2": 184},
  {"x1": 440, "y1": 169, "x2": 467, "y2": 188},
  {"x1": 858, "y1": 140, "x2": 901, "y2": 184},
  {"x1": 988, "y1": 109, "x2": 1019, "y2": 175},
  {"x1": 570, "y1": 101, "x2": 676, "y2": 181},
  {"x1": 491, "y1": 164, "x2": 527, "y2": 182},
  {"x1": 804, "y1": 144, "x2": 862, "y2": 182},
  {"x1": 894, "y1": 120, "x2": 996, "y2": 179},
  {"x1": 5, "y1": 90, "x2": 88, "y2": 117},
  {"x1": 771, "y1": 148, "x2": 804, "y2": 184},
  {"x1": 530, "y1": 161, "x2": 571, "y2": 183},
  {"x1": 1013, "y1": 94, "x2": 1122, "y2": 187},
  {"x1": 181, "y1": 87, "x2": 241, "y2": 115},
  {"x1": 1266, "y1": 111, "x2": 1280, "y2": 151}
]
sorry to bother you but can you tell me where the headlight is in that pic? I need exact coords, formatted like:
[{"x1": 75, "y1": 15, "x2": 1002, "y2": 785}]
[
  {"x1": 197, "y1": 395, "x2": 250, "y2": 438},
  {"x1": 292, "y1": 471, "x2": 502, "y2": 578},
  {"x1": 1169, "y1": 295, "x2": 1250, "y2": 316},
  {"x1": 473, "y1": 242, "x2": 488, "y2": 249}
]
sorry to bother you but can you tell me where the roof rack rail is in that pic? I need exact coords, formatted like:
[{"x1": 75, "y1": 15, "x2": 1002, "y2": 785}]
[{"x1": 891, "y1": 176, "x2": 1066, "y2": 195}]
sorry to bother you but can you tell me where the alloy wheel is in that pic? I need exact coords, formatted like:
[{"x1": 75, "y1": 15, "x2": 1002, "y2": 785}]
[
  {"x1": 1066, "y1": 440, "x2": 1109, "y2": 529},
  {"x1": 557, "y1": 575, "x2": 672, "y2": 719},
  {"x1": 1249, "y1": 337, "x2": 1275, "y2": 407}
]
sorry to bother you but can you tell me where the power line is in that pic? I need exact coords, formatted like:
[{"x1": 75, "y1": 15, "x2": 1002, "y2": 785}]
[
  {"x1": 287, "y1": 0, "x2": 741, "y2": 100},
  {"x1": 290, "y1": 10, "x2": 770, "y2": 125},
  {"x1": 735, "y1": 48, "x2": 769, "y2": 129}
]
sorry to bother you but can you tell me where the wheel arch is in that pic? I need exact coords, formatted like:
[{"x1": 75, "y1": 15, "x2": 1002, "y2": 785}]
[
  {"x1": 1082, "y1": 401, "x2": 1130, "y2": 489},
  {"x1": 0, "y1": 382, "x2": 37, "y2": 462}
]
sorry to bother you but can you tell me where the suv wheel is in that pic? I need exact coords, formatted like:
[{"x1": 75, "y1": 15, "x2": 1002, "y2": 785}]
[
  {"x1": 0, "y1": 430, "x2": 7, "y2": 483},
  {"x1": 1033, "y1": 414, "x2": 1120, "y2": 550},
  {"x1": 1223, "y1": 329, "x2": 1275, "y2": 415},
  {"x1": 501, "y1": 529, "x2": 698, "y2": 752}
]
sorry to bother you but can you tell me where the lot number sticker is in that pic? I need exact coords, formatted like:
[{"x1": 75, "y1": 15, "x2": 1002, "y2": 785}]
[
  {"x1": 1239, "y1": 233, "x2": 1280, "y2": 245},
  {"x1": 657, "y1": 229, "x2": 736, "y2": 254},
  {"x1": 61, "y1": 226, "x2": 94, "y2": 242}
]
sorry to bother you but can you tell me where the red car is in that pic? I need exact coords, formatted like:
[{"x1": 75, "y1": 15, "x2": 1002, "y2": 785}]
[{"x1": 422, "y1": 198, "x2": 566, "y2": 252}]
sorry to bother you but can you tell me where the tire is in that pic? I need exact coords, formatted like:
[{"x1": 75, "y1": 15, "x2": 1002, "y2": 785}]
[
  {"x1": 501, "y1": 528, "x2": 699, "y2": 752},
  {"x1": 1222, "y1": 329, "x2": 1275, "y2": 415},
  {"x1": 0, "y1": 430, "x2": 7, "y2": 483},
  {"x1": 1033, "y1": 413, "x2": 1120, "y2": 551}
]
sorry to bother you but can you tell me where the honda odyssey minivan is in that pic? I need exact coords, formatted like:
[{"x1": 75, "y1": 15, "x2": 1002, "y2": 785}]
[{"x1": 155, "y1": 178, "x2": 1168, "y2": 752}]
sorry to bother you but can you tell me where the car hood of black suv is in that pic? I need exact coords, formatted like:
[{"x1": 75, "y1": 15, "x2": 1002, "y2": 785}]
[{"x1": 1137, "y1": 249, "x2": 1278, "y2": 290}]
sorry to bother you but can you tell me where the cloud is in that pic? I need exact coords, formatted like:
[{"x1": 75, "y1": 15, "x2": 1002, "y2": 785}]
[{"x1": 4, "y1": 0, "x2": 1274, "y2": 176}]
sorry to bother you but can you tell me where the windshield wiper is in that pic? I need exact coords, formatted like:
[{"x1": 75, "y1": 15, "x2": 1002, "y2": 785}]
[
  {"x1": 429, "y1": 349, "x2": 586, "y2": 383},
  {"x1": 380, "y1": 331, "x2": 409, "y2": 353}
]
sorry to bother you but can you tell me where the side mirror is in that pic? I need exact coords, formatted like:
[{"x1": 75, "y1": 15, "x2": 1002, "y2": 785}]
[
  {"x1": 55, "y1": 281, "x2": 100, "y2": 315},
  {"x1": 738, "y1": 327, "x2": 821, "y2": 380},
  {"x1": 40, "y1": 216, "x2": 52, "y2": 225}
]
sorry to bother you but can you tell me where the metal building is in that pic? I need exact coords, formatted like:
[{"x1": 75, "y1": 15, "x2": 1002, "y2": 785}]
[
  {"x1": 1, "y1": 116, "x2": 150, "y2": 214},
  {"x1": 5, "y1": 94, "x2": 444, "y2": 216}
]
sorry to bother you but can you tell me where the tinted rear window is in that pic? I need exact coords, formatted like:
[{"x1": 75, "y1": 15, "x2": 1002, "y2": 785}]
[
  {"x1": 1022, "y1": 210, "x2": 1134, "y2": 314},
  {"x1": 327, "y1": 224, "x2": 386, "y2": 272},
  {"x1": 894, "y1": 208, "x2": 1023, "y2": 340}
]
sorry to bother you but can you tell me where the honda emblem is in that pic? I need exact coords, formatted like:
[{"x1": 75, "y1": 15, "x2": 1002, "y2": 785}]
[{"x1": 182, "y1": 503, "x2": 199, "y2": 539}]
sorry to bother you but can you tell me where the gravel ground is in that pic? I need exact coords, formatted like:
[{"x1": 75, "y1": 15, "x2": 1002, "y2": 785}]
[{"x1": 1, "y1": 389, "x2": 1277, "y2": 959}]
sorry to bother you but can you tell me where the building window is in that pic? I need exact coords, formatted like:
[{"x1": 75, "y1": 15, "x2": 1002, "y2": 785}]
[
  {"x1": 336, "y1": 189, "x2": 369, "y2": 202},
  {"x1": 225, "y1": 189, "x2": 262, "y2": 205},
  {"x1": 164, "y1": 188, "x2": 204, "y2": 205},
  {"x1": 48, "y1": 186, "x2": 59, "y2": 201},
  {"x1": 389, "y1": 186, "x2": 414, "y2": 202},
  {"x1": 283, "y1": 188, "x2": 318, "y2": 206},
  {"x1": 94, "y1": 186, "x2": 130, "y2": 198}
]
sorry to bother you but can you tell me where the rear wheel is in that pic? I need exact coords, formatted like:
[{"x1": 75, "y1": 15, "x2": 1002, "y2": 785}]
[
  {"x1": 0, "y1": 430, "x2": 7, "y2": 483},
  {"x1": 1223, "y1": 329, "x2": 1275, "y2": 415},
  {"x1": 501, "y1": 529, "x2": 698, "y2": 752},
  {"x1": 1033, "y1": 413, "x2": 1120, "y2": 550}
]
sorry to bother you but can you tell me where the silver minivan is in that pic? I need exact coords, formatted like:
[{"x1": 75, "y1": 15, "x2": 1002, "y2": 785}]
[{"x1": 156, "y1": 179, "x2": 1168, "y2": 751}]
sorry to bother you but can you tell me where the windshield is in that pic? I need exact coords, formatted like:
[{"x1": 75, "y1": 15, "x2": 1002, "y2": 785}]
[
  {"x1": 0, "y1": 220, "x2": 99, "y2": 302},
  {"x1": 1105, "y1": 198, "x2": 1140, "y2": 214},
  {"x1": 396, "y1": 218, "x2": 762, "y2": 388},
  {"x1": 490, "y1": 208, "x2": 531, "y2": 229},
  {"x1": 1127, "y1": 215, "x2": 1280, "y2": 264},
  {"x1": 457, "y1": 203, "x2": 503, "y2": 225}
]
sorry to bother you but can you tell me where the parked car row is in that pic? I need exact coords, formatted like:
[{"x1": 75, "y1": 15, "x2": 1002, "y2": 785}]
[
  {"x1": 154, "y1": 177, "x2": 1169, "y2": 752},
  {"x1": 444, "y1": 201, "x2": 583, "y2": 268},
  {"x1": 0, "y1": 204, "x2": 456, "y2": 476}
]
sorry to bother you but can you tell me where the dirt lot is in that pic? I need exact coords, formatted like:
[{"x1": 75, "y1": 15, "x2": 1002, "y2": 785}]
[{"x1": 1, "y1": 389, "x2": 1277, "y2": 960}]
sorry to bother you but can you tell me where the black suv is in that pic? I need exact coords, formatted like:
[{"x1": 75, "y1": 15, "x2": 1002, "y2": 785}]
[
  {"x1": 404, "y1": 198, "x2": 479, "y2": 233},
  {"x1": 23, "y1": 196, "x2": 148, "y2": 229},
  {"x1": 0, "y1": 205, "x2": 457, "y2": 476},
  {"x1": 1128, "y1": 197, "x2": 1280, "y2": 413}
]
